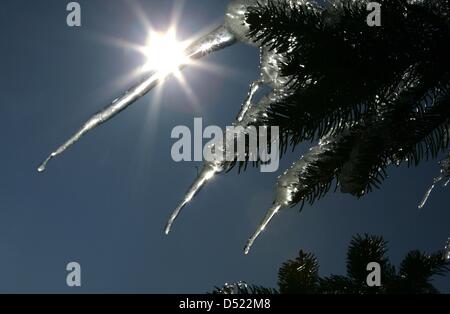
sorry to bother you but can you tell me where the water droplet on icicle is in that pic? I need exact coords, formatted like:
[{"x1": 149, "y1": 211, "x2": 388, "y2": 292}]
[{"x1": 38, "y1": 155, "x2": 53, "y2": 172}]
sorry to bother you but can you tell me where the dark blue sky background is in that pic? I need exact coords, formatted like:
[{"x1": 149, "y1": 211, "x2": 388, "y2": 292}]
[{"x1": 0, "y1": 0, "x2": 449, "y2": 293}]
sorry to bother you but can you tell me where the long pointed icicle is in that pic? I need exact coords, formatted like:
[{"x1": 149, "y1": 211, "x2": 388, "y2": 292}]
[
  {"x1": 165, "y1": 47, "x2": 295, "y2": 236},
  {"x1": 244, "y1": 131, "x2": 355, "y2": 254},
  {"x1": 165, "y1": 88, "x2": 288, "y2": 234},
  {"x1": 165, "y1": 163, "x2": 220, "y2": 235},
  {"x1": 236, "y1": 80, "x2": 263, "y2": 122},
  {"x1": 164, "y1": 81, "x2": 263, "y2": 235},
  {"x1": 244, "y1": 203, "x2": 281, "y2": 254},
  {"x1": 38, "y1": 26, "x2": 236, "y2": 173},
  {"x1": 418, "y1": 181, "x2": 438, "y2": 209},
  {"x1": 419, "y1": 151, "x2": 450, "y2": 209}
]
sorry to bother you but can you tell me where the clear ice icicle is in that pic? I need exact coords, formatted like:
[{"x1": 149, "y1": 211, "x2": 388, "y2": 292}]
[
  {"x1": 418, "y1": 182, "x2": 437, "y2": 209},
  {"x1": 419, "y1": 152, "x2": 450, "y2": 209},
  {"x1": 38, "y1": 26, "x2": 236, "y2": 172},
  {"x1": 165, "y1": 47, "x2": 296, "y2": 238},
  {"x1": 165, "y1": 163, "x2": 221, "y2": 235},
  {"x1": 236, "y1": 80, "x2": 262, "y2": 122},
  {"x1": 244, "y1": 203, "x2": 281, "y2": 254},
  {"x1": 164, "y1": 83, "x2": 264, "y2": 234},
  {"x1": 165, "y1": 87, "x2": 290, "y2": 234},
  {"x1": 244, "y1": 132, "x2": 352, "y2": 254}
]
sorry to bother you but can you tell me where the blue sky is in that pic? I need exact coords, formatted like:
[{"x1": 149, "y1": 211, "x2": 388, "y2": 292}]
[{"x1": 0, "y1": 0, "x2": 449, "y2": 293}]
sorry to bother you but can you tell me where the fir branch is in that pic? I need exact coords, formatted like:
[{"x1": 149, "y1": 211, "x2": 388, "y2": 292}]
[
  {"x1": 246, "y1": 0, "x2": 450, "y2": 145},
  {"x1": 278, "y1": 250, "x2": 320, "y2": 294},
  {"x1": 338, "y1": 72, "x2": 450, "y2": 196},
  {"x1": 278, "y1": 129, "x2": 359, "y2": 208}
]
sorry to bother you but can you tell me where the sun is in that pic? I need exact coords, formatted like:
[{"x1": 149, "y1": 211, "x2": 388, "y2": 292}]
[
  {"x1": 142, "y1": 28, "x2": 189, "y2": 78},
  {"x1": 98, "y1": 1, "x2": 233, "y2": 112}
]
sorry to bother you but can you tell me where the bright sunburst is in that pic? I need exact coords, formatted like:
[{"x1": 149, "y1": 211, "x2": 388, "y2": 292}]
[
  {"x1": 98, "y1": 0, "x2": 235, "y2": 113},
  {"x1": 142, "y1": 28, "x2": 190, "y2": 78}
]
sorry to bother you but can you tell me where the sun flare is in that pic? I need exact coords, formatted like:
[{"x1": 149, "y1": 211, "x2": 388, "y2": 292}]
[
  {"x1": 142, "y1": 29, "x2": 189, "y2": 78},
  {"x1": 100, "y1": 1, "x2": 235, "y2": 113}
]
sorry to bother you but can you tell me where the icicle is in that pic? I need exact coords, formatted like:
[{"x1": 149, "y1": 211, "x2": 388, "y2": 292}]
[
  {"x1": 244, "y1": 203, "x2": 281, "y2": 254},
  {"x1": 419, "y1": 173, "x2": 447, "y2": 209},
  {"x1": 165, "y1": 163, "x2": 221, "y2": 235},
  {"x1": 419, "y1": 152, "x2": 450, "y2": 209},
  {"x1": 165, "y1": 89, "x2": 283, "y2": 234},
  {"x1": 37, "y1": 71, "x2": 161, "y2": 172},
  {"x1": 243, "y1": 159, "x2": 301, "y2": 254},
  {"x1": 38, "y1": 26, "x2": 236, "y2": 173},
  {"x1": 165, "y1": 47, "x2": 294, "y2": 234},
  {"x1": 236, "y1": 80, "x2": 262, "y2": 122},
  {"x1": 418, "y1": 182, "x2": 437, "y2": 209},
  {"x1": 165, "y1": 88, "x2": 291, "y2": 233},
  {"x1": 164, "y1": 81, "x2": 264, "y2": 234},
  {"x1": 442, "y1": 154, "x2": 450, "y2": 187},
  {"x1": 244, "y1": 131, "x2": 353, "y2": 254}
]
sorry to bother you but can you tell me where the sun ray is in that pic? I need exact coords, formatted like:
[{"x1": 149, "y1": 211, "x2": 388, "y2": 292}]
[
  {"x1": 125, "y1": 0, "x2": 154, "y2": 31},
  {"x1": 171, "y1": 0, "x2": 186, "y2": 28},
  {"x1": 149, "y1": 80, "x2": 165, "y2": 114},
  {"x1": 107, "y1": 66, "x2": 148, "y2": 91},
  {"x1": 189, "y1": 60, "x2": 242, "y2": 78},
  {"x1": 92, "y1": 1, "x2": 235, "y2": 116},
  {"x1": 174, "y1": 72, "x2": 201, "y2": 111}
]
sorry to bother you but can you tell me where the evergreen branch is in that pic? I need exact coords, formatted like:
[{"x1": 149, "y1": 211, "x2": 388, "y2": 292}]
[
  {"x1": 278, "y1": 250, "x2": 320, "y2": 294},
  {"x1": 211, "y1": 282, "x2": 278, "y2": 294},
  {"x1": 213, "y1": 234, "x2": 449, "y2": 294},
  {"x1": 246, "y1": 0, "x2": 450, "y2": 145},
  {"x1": 338, "y1": 75, "x2": 450, "y2": 196},
  {"x1": 440, "y1": 151, "x2": 450, "y2": 184},
  {"x1": 396, "y1": 250, "x2": 450, "y2": 293},
  {"x1": 346, "y1": 234, "x2": 391, "y2": 287},
  {"x1": 279, "y1": 129, "x2": 359, "y2": 208},
  {"x1": 319, "y1": 275, "x2": 357, "y2": 294}
]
